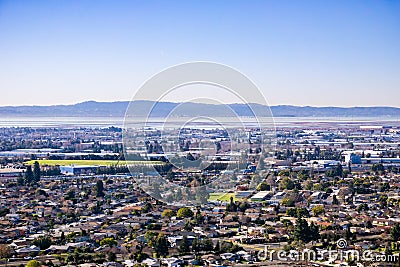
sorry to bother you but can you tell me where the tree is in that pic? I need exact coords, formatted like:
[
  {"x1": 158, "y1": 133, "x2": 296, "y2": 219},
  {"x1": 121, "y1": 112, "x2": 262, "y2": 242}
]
[
  {"x1": 73, "y1": 249, "x2": 82, "y2": 265},
  {"x1": 33, "y1": 161, "x2": 41, "y2": 183},
  {"x1": 183, "y1": 221, "x2": 193, "y2": 231},
  {"x1": 257, "y1": 182, "x2": 270, "y2": 191},
  {"x1": 297, "y1": 169, "x2": 310, "y2": 181},
  {"x1": 24, "y1": 165, "x2": 34, "y2": 185},
  {"x1": 286, "y1": 207, "x2": 309, "y2": 218},
  {"x1": 344, "y1": 225, "x2": 353, "y2": 240},
  {"x1": 220, "y1": 241, "x2": 240, "y2": 253},
  {"x1": 280, "y1": 177, "x2": 294, "y2": 190},
  {"x1": 311, "y1": 205, "x2": 325, "y2": 216},
  {"x1": 17, "y1": 173, "x2": 25, "y2": 186},
  {"x1": 100, "y1": 237, "x2": 117, "y2": 247},
  {"x1": 26, "y1": 260, "x2": 41, "y2": 267},
  {"x1": 238, "y1": 201, "x2": 249, "y2": 212},
  {"x1": 294, "y1": 218, "x2": 319, "y2": 243},
  {"x1": 146, "y1": 223, "x2": 162, "y2": 230},
  {"x1": 356, "y1": 203, "x2": 369, "y2": 212},
  {"x1": 178, "y1": 236, "x2": 190, "y2": 255},
  {"x1": 202, "y1": 238, "x2": 214, "y2": 252},
  {"x1": 281, "y1": 196, "x2": 295, "y2": 207},
  {"x1": 390, "y1": 223, "x2": 400, "y2": 241},
  {"x1": 332, "y1": 195, "x2": 339, "y2": 205},
  {"x1": 309, "y1": 222, "x2": 320, "y2": 241},
  {"x1": 33, "y1": 236, "x2": 52, "y2": 250},
  {"x1": 286, "y1": 208, "x2": 297, "y2": 217},
  {"x1": 278, "y1": 169, "x2": 290, "y2": 177},
  {"x1": 380, "y1": 182, "x2": 390, "y2": 192},
  {"x1": 192, "y1": 237, "x2": 200, "y2": 255},
  {"x1": 133, "y1": 251, "x2": 149, "y2": 262},
  {"x1": 144, "y1": 231, "x2": 158, "y2": 246},
  {"x1": 294, "y1": 218, "x2": 309, "y2": 243},
  {"x1": 193, "y1": 210, "x2": 204, "y2": 225},
  {"x1": 326, "y1": 163, "x2": 343, "y2": 178},
  {"x1": 372, "y1": 163, "x2": 384, "y2": 173},
  {"x1": 162, "y1": 209, "x2": 176, "y2": 219},
  {"x1": 177, "y1": 207, "x2": 194, "y2": 218},
  {"x1": 336, "y1": 163, "x2": 343, "y2": 177},
  {"x1": 65, "y1": 190, "x2": 75, "y2": 200},
  {"x1": 0, "y1": 244, "x2": 11, "y2": 261},
  {"x1": 107, "y1": 251, "x2": 116, "y2": 262},
  {"x1": 95, "y1": 180, "x2": 105, "y2": 197},
  {"x1": 65, "y1": 253, "x2": 74, "y2": 264},
  {"x1": 365, "y1": 220, "x2": 373, "y2": 229},
  {"x1": 226, "y1": 196, "x2": 238, "y2": 212},
  {"x1": 379, "y1": 194, "x2": 388, "y2": 208},
  {"x1": 154, "y1": 234, "x2": 169, "y2": 257},
  {"x1": 191, "y1": 236, "x2": 213, "y2": 254},
  {"x1": 141, "y1": 202, "x2": 152, "y2": 213},
  {"x1": 214, "y1": 241, "x2": 220, "y2": 254}
]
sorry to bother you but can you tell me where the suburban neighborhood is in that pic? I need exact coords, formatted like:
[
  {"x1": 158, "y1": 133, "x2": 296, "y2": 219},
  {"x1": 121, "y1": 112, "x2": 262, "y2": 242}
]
[{"x1": 0, "y1": 124, "x2": 400, "y2": 266}]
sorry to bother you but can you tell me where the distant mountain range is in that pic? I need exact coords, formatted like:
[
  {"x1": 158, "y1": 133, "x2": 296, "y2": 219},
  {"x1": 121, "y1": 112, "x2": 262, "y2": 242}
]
[{"x1": 1, "y1": 100, "x2": 400, "y2": 117}]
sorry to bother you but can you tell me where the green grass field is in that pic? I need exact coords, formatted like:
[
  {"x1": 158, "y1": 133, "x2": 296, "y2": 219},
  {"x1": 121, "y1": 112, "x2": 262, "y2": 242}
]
[
  {"x1": 25, "y1": 159, "x2": 163, "y2": 166},
  {"x1": 208, "y1": 192, "x2": 240, "y2": 202}
]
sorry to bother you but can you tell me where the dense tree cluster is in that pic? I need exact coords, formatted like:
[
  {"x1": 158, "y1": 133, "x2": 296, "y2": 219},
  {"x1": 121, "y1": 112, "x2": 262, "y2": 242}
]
[
  {"x1": 293, "y1": 218, "x2": 320, "y2": 243},
  {"x1": 177, "y1": 207, "x2": 194, "y2": 218}
]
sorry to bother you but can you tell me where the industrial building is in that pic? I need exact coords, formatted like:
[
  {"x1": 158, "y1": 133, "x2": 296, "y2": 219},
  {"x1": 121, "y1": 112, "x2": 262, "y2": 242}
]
[{"x1": 59, "y1": 165, "x2": 99, "y2": 175}]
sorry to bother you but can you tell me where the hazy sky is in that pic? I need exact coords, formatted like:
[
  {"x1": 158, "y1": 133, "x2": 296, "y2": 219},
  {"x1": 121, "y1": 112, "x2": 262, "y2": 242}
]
[{"x1": 0, "y1": 0, "x2": 399, "y2": 107}]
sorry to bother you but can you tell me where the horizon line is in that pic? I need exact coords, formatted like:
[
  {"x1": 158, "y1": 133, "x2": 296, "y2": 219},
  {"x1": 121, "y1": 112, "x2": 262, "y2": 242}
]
[{"x1": 1, "y1": 100, "x2": 400, "y2": 109}]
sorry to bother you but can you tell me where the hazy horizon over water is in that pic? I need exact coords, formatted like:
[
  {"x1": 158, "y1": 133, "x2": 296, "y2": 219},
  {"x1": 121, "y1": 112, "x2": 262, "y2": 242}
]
[{"x1": 1, "y1": 116, "x2": 400, "y2": 128}]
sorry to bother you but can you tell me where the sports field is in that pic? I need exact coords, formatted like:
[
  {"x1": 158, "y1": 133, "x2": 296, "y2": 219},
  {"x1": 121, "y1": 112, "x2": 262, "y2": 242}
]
[
  {"x1": 208, "y1": 192, "x2": 240, "y2": 202},
  {"x1": 25, "y1": 159, "x2": 163, "y2": 166}
]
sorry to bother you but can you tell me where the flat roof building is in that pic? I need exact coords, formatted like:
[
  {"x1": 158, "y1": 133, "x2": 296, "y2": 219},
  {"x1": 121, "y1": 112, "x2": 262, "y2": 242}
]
[{"x1": 60, "y1": 165, "x2": 99, "y2": 175}]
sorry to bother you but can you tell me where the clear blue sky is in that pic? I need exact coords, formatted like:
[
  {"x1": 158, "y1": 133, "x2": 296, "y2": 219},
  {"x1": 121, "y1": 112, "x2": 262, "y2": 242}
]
[{"x1": 0, "y1": 0, "x2": 399, "y2": 107}]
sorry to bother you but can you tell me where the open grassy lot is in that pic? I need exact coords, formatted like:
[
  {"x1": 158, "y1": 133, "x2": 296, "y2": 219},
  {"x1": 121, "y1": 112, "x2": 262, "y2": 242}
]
[
  {"x1": 208, "y1": 192, "x2": 240, "y2": 202},
  {"x1": 25, "y1": 159, "x2": 163, "y2": 166}
]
